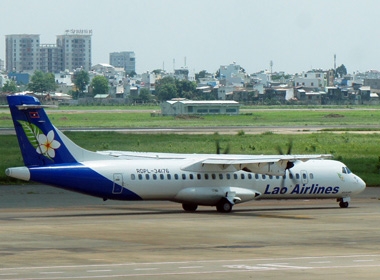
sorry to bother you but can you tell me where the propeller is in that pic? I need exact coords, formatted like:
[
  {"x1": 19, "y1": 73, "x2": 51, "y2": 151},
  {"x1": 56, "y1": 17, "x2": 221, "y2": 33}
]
[
  {"x1": 277, "y1": 138, "x2": 293, "y2": 155},
  {"x1": 277, "y1": 139, "x2": 297, "y2": 188},
  {"x1": 215, "y1": 139, "x2": 231, "y2": 154}
]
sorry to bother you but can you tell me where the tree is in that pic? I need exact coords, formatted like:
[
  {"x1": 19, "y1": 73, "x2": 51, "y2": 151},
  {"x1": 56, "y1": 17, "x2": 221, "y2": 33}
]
[
  {"x1": 155, "y1": 76, "x2": 178, "y2": 101},
  {"x1": 2, "y1": 80, "x2": 17, "y2": 93},
  {"x1": 128, "y1": 71, "x2": 137, "y2": 77},
  {"x1": 27, "y1": 71, "x2": 57, "y2": 93},
  {"x1": 335, "y1": 64, "x2": 347, "y2": 78},
  {"x1": 195, "y1": 70, "x2": 208, "y2": 82},
  {"x1": 139, "y1": 88, "x2": 153, "y2": 103},
  {"x1": 90, "y1": 76, "x2": 109, "y2": 96},
  {"x1": 156, "y1": 83, "x2": 177, "y2": 101},
  {"x1": 155, "y1": 76, "x2": 198, "y2": 101},
  {"x1": 72, "y1": 70, "x2": 89, "y2": 98},
  {"x1": 152, "y1": 69, "x2": 164, "y2": 75}
]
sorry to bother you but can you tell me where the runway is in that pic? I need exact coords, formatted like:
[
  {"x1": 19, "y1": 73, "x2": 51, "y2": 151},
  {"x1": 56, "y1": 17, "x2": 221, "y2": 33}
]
[
  {"x1": 1, "y1": 124, "x2": 380, "y2": 136},
  {"x1": 0, "y1": 185, "x2": 380, "y2": 279}
]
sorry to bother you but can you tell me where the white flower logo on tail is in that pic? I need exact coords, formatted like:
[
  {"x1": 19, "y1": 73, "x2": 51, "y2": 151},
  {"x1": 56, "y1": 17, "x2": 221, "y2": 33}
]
[
  {"x1": 36, "y1": 130, "x2": 61, "y2": 159},
  {"x1": 18, "y1": 120, "x2": 62, "y2": 161}
]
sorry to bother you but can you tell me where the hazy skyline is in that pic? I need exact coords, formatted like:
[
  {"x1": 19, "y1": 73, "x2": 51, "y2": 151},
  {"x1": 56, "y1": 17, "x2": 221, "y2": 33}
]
[{"x1": 2, "y1": 0, "x2": 379, "y2": 75}]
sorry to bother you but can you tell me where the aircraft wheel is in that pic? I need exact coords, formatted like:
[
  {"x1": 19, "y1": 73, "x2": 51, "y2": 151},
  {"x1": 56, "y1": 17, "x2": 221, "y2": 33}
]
[
  {"x1": 182, "y1": 203, "x2": 198, "y2": 212},
  {"x1": 339, "y1": 201, "x2": 349, "y2": 208},
  {"x1": 216, "y1": 199, "x2": 233, "y2": 213}
]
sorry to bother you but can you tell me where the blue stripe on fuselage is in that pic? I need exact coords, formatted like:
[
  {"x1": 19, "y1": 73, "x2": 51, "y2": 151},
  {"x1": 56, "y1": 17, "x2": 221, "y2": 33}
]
[{"x1": 29, "y1": 163, "x2": 142, "y2": 200}]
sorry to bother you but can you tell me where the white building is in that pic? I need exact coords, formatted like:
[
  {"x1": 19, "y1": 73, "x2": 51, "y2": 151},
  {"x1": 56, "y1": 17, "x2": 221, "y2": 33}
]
[
  {"x1": 5, "y1": 34, "x2": 40, "y2": 73},
  {"x1": 109, "y1": 51, "x2": 135, "y2": 73},
  {"x1": 294, "y1": 70, "x2": 326, "y2": 88},
  {"x1": 219, "y1": 62, "x2": 247, "y2": 86},
  {"x1": 56, "y1": 33, "x2": 92, "y2": 71},
  {"x1": 161, "y1": 99, "x2": 240, "y2": 116},
  {"x1": 0, "y1": 59, "x2": 4, "y2": 71},
  {"x1": 0, "y1": 73, "x2": 9, "y2": 88},
  {"x1": 6, "y1": 31, "x2": 92, "y2": 73},
  {"x1": 141, "y1": 71, "x2": 156, "y2": 91}
]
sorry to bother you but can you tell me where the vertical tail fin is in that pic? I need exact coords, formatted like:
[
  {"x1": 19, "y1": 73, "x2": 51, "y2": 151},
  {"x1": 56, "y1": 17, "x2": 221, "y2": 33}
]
[{"x1": 7, "y1": 95, "x2": 108, "y2": 166}]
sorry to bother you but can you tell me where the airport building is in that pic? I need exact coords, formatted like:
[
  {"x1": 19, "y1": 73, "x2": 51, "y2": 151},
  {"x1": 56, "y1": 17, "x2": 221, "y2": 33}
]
[
  {"x1": 5, "y1": 30, "x2": 92, "y2": 73},
  {"x1": 161, "y1": 99, "x2": 240, "y2": 116}
]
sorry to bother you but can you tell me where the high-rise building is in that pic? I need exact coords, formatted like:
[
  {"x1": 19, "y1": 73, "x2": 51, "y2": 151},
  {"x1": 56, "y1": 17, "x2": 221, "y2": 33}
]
[
  {"x1": 39, "y1": 44, "x2": 63, "y2": 73},
  {"x1": 5, "y1": 34, "x2": 40, "y2": 73},
  {"x1": 109, "y1": 51, "x2": 135, "y2": 73},
  {"x1": 5, "y1": 31, "x2": 92, "y2": 73},
  {"x1": 57, "y1": 33, "x2": 92, "y2": 72}
]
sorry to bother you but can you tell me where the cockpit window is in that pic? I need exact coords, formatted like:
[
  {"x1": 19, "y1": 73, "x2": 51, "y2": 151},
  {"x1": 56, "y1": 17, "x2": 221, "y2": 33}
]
[{"x1": 342, "y1": 167, "x2": 352, "y2": 174}]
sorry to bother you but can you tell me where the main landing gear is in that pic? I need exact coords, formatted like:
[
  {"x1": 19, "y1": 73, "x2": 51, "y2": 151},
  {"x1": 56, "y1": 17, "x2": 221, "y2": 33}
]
[
  {"x1": 182, "y1": 203, "x2": 198, "y2": 212},
  {"x1": 216, "y1": 198, "x2": 233, "y2": 213},
  {"x1": 182, "y1": 198, "x2": 234, "y2": 213}
]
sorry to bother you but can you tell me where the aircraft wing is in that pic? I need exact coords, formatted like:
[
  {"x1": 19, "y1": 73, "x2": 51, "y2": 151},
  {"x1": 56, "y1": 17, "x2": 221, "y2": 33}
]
[
  {"x1": 96, "y1": 150, "x2": 187, "y2": 160},
  {"x1": 181, "y1": 154, "x2": 332, "y2": 176}
]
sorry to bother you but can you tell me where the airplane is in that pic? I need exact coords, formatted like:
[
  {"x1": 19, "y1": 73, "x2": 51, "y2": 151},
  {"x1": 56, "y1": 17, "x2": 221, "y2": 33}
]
[{"x1": 5, "y1": 94, "x2": 366, "y2": 213}]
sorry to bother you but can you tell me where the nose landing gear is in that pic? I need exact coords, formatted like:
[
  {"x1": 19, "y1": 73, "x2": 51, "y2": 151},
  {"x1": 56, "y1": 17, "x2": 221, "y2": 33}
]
[{"x1": 337, "y1": 197, "x2": 350, "y2": 208}]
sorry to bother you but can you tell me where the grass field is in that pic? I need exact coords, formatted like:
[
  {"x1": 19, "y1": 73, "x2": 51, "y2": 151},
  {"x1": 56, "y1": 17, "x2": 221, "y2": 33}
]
[
  {"x1": 1, "y1": 106, "x2": 380, "y2": 185},
  {"x1": 1, "y1": 107, "x2": 380, "y2": 128}
]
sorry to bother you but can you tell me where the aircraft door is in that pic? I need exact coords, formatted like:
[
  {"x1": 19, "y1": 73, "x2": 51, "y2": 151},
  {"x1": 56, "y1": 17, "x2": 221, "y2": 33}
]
[
  {"x1": 112, "y1": 173, "x2": 124, "y2": 194},
  {"x1": 301, "y1": 170, "x2": 308, "y2": 184}
]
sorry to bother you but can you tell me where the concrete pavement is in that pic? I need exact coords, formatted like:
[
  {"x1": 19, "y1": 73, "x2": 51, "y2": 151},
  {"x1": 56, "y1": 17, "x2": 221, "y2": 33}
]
[{"x1": 0, "y1": 185, "x2": 379, "y2": 279}]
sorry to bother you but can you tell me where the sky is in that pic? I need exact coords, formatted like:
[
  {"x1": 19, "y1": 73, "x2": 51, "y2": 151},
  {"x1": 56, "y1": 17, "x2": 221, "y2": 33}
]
[{"x1": 1, "y1": 0, "x2": 380, "y2": 75}]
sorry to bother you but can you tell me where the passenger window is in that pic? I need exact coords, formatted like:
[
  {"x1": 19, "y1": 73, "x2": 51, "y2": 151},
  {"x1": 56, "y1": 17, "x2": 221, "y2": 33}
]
[
  {"x1": 241, "y1": 174, "x2": 245, "y2": 180},
  {"x1": 182, "y1": 174, "x2": 186, "y2": 180},
  {"x1": 145, "y1": 174, "x2": 150, "y2": 180},
  {"x1": 205, "y1": 174, "x2": 209, "y2": 180},
  {"x1": 189, "y1": 174, "x2": 194, "y2": 180},
  {"x1": 309, "y1": 173, "x2": 314, "y2": 179},
  {"x1": 197, "y1": 174, "x2": 201, "y2": 180},
  {"x1": 226, "y1": 174, "x2": 231, "y2": 180},
  {"x1": 289, "y1": 173, "x2": 293, "y2": 179},
  {"x1": 153, "y1": 174, "x2": 157, "y2": 180},
  {"x1": 219, "y1": 174, "x2": 223, "y2": 180},
  {"x1": 296, "y1": 173, "x2": 300, "y2": 179},
  {"x1": 212, "y1": 174, "x2": 216, "y2": 180},
  {"x1": 262, "y1": 175, "x2": 266, "y2": 179},
  {"x1": 160, "y1": 174, "x2": 164, "y2": 180},
  {"x1": 174, "y1": 174, "x2": 179, "y2": 180},
  {"x1": 138, "y1": 174, "x2": 143, "y2": 180},
  {"x1": 234, "y1": 174, "x2": 238, "y2": 179},
  {"x1": 131, "y1": 174, "x2": 136, "y2": 180},
  {"x1": 167, "y1": 174, "x2": 171, "y2": 180},
  {"x1": 255, "y1": 174, "x2": 259, "y2": 179},
  {"x1": 248, "y1": 174, "x2": 252, "y2": 179},
  {"x1": 269, "y1": 175, "x2": 273, "y2": 179},
  {"x1": 302, "y1": 173, "x2": 307, "y2": 179}
]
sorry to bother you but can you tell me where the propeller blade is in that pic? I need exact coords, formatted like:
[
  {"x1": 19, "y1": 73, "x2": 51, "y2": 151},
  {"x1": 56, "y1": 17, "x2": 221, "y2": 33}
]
[
  {"x1": 216, "y1": 140, "x2": 221, "y2": 154},
  {"x1": 223, "y1": 143, "x2": 231, "y2": 154},
  {"x1": 215, "y1": 139, "x2": 230, "y2": 154},
  {"x1": 286, "y1": 139, "x2": 293, "y2": 155}
]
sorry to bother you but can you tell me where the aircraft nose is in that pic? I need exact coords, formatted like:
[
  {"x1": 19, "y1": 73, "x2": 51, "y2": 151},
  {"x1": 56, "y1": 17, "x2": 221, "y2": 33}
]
[{"x1": 354, "y1": 175, "x2": 366, "y2": 194}]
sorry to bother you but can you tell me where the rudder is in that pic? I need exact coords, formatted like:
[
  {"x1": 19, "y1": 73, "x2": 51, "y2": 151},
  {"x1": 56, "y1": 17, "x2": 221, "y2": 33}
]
[{"x1": 7, "y1": 95, "x2": 77, "y2": 166}]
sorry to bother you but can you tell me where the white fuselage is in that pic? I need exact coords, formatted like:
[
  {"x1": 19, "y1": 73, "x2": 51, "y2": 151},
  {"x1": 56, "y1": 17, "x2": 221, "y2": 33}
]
[{"x1": 84, "y1": 157, "x2": 365, "y2": 205}]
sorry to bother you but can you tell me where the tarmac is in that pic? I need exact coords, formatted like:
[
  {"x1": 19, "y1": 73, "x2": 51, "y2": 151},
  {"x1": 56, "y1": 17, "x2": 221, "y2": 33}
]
[{"x1": 0, "y1": 185, "x2": 380, "y2": 279}]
